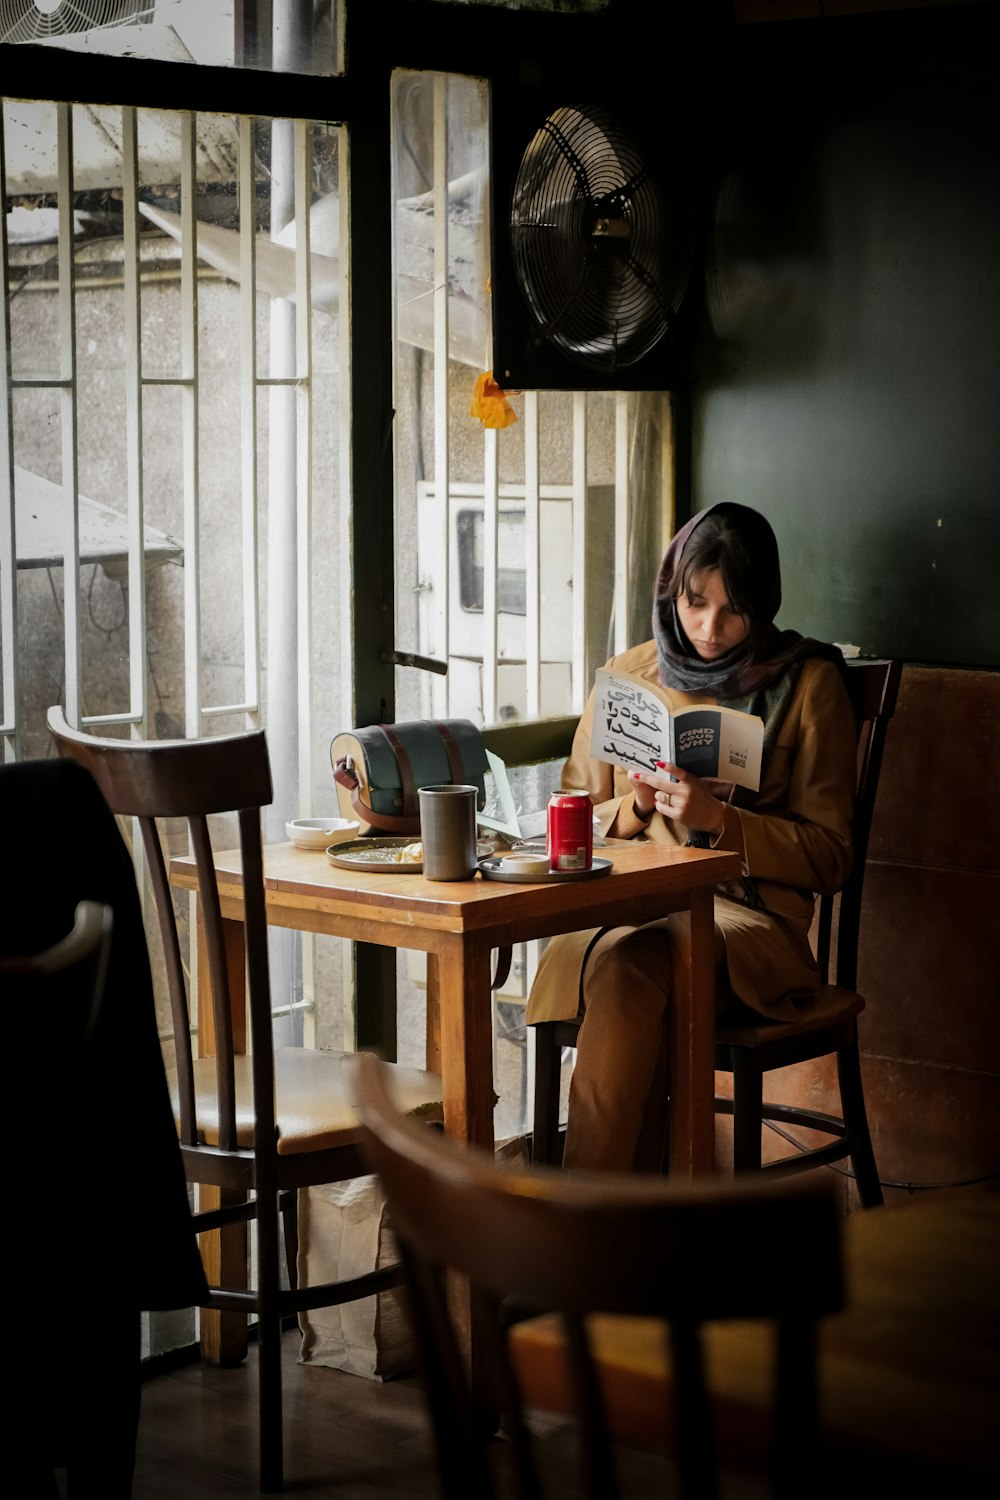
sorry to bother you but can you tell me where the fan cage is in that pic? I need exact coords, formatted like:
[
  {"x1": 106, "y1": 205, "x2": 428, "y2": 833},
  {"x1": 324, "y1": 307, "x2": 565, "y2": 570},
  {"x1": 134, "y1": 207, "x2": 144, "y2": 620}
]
[
  {"x1": 509, "y1": 104, "x2": 694, "y2": 373},
  {"x1": 0, "y1": 0, "x2": 149, "y2": 45}
]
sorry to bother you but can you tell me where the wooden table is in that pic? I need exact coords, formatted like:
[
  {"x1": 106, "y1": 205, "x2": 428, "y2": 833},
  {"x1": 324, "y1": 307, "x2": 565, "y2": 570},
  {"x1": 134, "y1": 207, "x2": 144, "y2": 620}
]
[
  {"x1": 511, "y1": 1186, "x2": 1000, "y2": 1485},
  {"x1": 170, "y1": 837, "x2": 739, "y2": 1171},
  {"x1": 170, "y1": 838, "x2": 739, "y2": 1368}
]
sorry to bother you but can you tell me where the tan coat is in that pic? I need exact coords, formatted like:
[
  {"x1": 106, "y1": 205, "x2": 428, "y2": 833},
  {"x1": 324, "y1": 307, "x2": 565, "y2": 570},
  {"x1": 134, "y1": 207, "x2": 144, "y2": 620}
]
[{"x1": 525, "y1": 641, "x2": 856, "y2": 1026}]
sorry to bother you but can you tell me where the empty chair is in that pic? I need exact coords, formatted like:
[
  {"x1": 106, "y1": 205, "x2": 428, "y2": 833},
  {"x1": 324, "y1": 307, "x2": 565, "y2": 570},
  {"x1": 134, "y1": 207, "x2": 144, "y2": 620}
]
[
  {"x1": 3, "y1": 898, "x2": 113, "y2": 1495},
  {"x1": 46, "y1": 707, "x2": 443, "y2": 1493},
  {"x1": 354, "y1": 1050, "x2": 845, "y2": 1500},
  {"x1": 2, "y1": 754, "x2": 209, "y2": 1499},
  {"x1": 1, "y1": 897, "x2": 113, "y2": 1036},
  {"x1": 532, "y1": 658, "x2": 901, "y2": 1208}
]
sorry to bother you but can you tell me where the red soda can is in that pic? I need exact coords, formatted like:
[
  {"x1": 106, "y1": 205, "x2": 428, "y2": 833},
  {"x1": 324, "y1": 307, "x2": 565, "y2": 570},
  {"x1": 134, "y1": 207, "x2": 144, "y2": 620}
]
[{"x1": 546, "y1": 790, "x2": 593, "y2": 872}]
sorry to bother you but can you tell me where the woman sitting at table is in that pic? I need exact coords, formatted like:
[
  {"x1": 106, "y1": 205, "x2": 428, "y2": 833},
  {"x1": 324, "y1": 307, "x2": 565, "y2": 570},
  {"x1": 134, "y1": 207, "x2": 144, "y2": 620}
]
[{"x1": 525, "y1": 502, "x2": 856, "y2": 1172}]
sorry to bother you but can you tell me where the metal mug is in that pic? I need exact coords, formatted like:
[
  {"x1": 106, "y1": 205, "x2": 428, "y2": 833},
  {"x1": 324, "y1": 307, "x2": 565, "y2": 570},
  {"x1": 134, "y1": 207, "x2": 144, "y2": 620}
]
[{"x1": 418, "y1": 784, "x2": 479, "y2": 881}]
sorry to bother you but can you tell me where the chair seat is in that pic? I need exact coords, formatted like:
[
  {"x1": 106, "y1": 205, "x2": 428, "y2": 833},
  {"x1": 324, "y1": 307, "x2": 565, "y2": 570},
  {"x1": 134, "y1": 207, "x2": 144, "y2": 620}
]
[
  {"x1": 169, "y1": 1048, "x2": 443, "y2": 1154},
  {"x1": 510, "y1": 1310, "x2": 773, "y2": 1467},
  {"x1": 715, "y1": 985, "x2": 865, "y2": 1049}
]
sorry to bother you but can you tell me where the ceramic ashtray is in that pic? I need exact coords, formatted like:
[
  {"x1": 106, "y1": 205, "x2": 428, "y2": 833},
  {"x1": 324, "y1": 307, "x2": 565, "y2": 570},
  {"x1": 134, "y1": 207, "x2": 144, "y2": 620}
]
[{"x1": 286, "y1": 817, "x2": 360, "y2": 850}]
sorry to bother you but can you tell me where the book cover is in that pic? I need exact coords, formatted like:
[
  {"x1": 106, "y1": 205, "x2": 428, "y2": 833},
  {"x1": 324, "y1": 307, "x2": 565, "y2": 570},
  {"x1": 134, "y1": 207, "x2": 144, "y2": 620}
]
[{"x1": 589, "y1": 669, "x2": 764, "y2": 791}]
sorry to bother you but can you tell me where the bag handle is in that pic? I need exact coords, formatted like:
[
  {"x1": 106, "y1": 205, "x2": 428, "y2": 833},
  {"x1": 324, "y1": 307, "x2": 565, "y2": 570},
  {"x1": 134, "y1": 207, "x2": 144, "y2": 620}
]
[{"x1": 332, "y1": 753, "x2": 422, "y2": 834}]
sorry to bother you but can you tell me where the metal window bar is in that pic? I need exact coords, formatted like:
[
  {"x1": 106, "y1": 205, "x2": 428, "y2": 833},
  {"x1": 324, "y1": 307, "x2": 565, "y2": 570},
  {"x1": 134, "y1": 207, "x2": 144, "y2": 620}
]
[
  {"x1": 293, "y1": 117, "x2": 314, "y2": 809},
  {"x1": 121, "y1": 106, "x2": 148, "y2": 734},
  {"x1": 0, "y1": 110, "x2": 16, "y2": 762},
  {"x1": 522, "y1": 391, "x2": 540, "y2": 720},
  {"x1": 292, "y1": 117, "x2": 317, "y2": 1047},
  {"x1": 481, "y1": 426, "x2": 499, "y2": 727},
  {"x1": 614, "y1": 391, "x2": 631, "y2": 658},
  {"x1": 431, "y1": 72, "x2": 450, "y2": 722},
  {"x1": 57, "y1": 103, "x2": 83, "y2": 726},
  {"x1": 233, "y1": 114, "x2": 262, "y2": 726},
  {"x1": 181, "y1": 112, "x2": 203, "y2": 737},
  {"x1": 571, "y1": 392, "x2": 589, "y2": 715}
]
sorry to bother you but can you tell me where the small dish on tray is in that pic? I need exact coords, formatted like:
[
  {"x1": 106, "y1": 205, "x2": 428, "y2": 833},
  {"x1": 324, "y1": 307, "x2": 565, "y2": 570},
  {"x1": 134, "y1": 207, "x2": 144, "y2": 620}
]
[
  {"x1": 327, "y1": 837, "x2": 424, "y2": 873},
  {"x1": 477, "y1": 855, "x2": 612, "y2": 885}
]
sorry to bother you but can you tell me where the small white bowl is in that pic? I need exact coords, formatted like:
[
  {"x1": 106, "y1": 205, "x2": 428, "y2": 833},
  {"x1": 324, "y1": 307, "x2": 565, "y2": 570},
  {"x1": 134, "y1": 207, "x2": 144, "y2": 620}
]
[{"x1": 286, "y1": 817, "x2": 359, "y2": 850}]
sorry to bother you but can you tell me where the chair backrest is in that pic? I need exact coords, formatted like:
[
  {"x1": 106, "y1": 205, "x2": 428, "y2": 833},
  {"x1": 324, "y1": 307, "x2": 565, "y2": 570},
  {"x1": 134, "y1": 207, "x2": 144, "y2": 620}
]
[
  {"x1": 0, "y1": 898, "x2": 113, "y2": 1042},
  {"x1": 816, "y1": 658, "x2": 902, "y2": 989},
  {"x1": 46, "y1": 706, "x2": 275, "y2": 1159},
  {"x1": 354, "y1": 1052, "x2": 844, "y2": 1500}
]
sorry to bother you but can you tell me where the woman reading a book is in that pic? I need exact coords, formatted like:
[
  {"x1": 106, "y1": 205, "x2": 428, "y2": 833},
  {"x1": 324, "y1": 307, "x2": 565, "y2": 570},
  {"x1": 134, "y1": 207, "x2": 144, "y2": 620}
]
[{"x1": 525, "y1": 501, "x2": 856, "y2": 1172}]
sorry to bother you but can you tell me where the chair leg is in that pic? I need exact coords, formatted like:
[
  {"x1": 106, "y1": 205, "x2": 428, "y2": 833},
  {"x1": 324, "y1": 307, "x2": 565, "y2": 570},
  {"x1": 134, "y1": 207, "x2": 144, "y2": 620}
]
[
  {"x1": 256, "y1": 1191, "x2": 285, "y2": 1493},
  {"x1": 731, "y1": 1052, "x2": 764, "y2": 1173},
  {"x1": 531, "y1": 1025, "x2": 563, "y2": 1166},
  {"x1": 280, "y1": 1189, "x2": 299, "y2": 1293},
  {"x1": 836, "y1": 1038, "x2": 884, "y2": 1208}
]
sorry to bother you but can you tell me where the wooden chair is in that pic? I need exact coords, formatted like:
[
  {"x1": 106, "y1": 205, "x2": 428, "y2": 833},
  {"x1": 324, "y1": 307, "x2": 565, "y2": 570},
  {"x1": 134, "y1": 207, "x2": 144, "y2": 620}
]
[
  {"x1": 3, "y1": 897, "x2": 117, "y2": 1496},
  {"x1": 46, "y1": 707, "x2": 443, "y2": 1494},
  {"x1": 0, "y1": 897, "x2": 113, "y2": 1038},
  {"x1": 354, "y1": 1050, "x2": 845, "y2": 1500},
  {"x1": 531, "y1": 658, "x2": 902, "y2": 1208}
]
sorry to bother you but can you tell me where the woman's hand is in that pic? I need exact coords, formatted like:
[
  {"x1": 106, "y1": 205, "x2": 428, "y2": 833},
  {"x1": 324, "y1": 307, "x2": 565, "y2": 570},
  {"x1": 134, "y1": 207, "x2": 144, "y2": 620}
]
[
  {"x1": 631, "y1": 775, "x2": 658, "y2": 819},
  {"x1": 631, "y1": 762, "x2": 726, "y2": 836}
]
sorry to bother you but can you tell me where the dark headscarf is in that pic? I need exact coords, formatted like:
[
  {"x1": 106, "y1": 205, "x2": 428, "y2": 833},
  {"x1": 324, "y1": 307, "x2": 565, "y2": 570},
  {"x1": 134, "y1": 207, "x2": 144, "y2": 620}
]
[{"x1": 653, "y1": 503, "x2": 844, "y2": 698}]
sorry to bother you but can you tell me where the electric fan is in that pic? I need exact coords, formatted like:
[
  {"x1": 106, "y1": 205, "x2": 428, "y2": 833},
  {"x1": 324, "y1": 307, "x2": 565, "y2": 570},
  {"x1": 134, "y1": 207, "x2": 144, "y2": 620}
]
[
  {"x1": 493, "y1": 103, "x2": 699, "y2": 392},
  {"x1": 0, "y1": 0, "x2": 148, "y2": 45}
]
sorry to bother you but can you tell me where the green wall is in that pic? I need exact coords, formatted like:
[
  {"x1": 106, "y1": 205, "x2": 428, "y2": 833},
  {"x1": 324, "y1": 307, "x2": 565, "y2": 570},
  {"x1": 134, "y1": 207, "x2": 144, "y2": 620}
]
[{"x1": 692, "y1": 7, "x2": 1000, "y2": 668}]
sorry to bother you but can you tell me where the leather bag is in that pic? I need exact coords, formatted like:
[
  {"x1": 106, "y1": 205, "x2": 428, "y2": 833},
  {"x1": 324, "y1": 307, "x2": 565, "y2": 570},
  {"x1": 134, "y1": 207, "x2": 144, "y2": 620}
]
[{"x1": 331, "y1": 719, "x2": 488, "y2": 836}]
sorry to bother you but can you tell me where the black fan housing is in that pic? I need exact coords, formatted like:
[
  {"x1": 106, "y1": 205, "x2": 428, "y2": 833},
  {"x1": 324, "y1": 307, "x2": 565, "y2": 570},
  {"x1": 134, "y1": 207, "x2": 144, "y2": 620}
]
[{"x1": 492, "y1": 99, "x2": 702, "y2": 392}]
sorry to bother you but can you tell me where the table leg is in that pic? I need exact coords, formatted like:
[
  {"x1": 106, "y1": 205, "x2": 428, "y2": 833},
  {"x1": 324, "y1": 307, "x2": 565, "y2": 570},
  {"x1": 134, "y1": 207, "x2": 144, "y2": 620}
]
[
  {"x1": 425, "y1": 952, "x2": 442, "y2": 1074},
  {"x1": 667, "y1": 886, "x2": 717, "y2": 1178},
  {"x1": 433, "y1": 931, "x2": 496, "y2": 1151},
  {"x1": 196, "y1": 910, "x2": 250, "y2": 1365},
  {"x1": 432, "y1": 930, "x2": 497, "y2": 1404}
]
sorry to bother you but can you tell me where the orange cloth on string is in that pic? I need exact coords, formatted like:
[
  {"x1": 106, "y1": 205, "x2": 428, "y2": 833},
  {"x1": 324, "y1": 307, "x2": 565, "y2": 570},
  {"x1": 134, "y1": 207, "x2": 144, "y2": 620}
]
[{"x1": 469, "y1": 370, "x2": 518, "y2": 429}]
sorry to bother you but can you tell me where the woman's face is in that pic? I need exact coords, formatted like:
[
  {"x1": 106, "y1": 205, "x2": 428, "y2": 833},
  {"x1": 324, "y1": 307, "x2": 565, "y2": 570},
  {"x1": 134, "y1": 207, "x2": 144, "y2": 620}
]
[{"x1": 676, "y1": 566, "x2": 751, "y2": 660}]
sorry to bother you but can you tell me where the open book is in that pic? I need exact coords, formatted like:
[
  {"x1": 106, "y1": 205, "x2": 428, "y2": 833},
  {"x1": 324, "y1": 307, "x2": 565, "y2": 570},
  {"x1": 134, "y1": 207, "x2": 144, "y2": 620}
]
[{"x1": 589, "y1": 669, "x2": 764, "y2": 791}]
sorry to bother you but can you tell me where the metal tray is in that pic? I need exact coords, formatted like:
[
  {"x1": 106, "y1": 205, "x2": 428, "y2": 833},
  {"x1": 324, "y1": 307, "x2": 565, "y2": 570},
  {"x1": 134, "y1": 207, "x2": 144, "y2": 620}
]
[
  {"x1": 477, "y1": 855, "x2": 612, "y2": 885},
  {"x1": 327, "y1": 837, "x2": 424, "y2": 873}
]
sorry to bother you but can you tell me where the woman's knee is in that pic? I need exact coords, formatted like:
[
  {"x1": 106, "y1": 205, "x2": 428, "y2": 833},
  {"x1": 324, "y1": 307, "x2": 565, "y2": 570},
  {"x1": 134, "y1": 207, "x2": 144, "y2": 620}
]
[{"x1": 584, "y1": 923, "x2": 674, "y2": 1003}]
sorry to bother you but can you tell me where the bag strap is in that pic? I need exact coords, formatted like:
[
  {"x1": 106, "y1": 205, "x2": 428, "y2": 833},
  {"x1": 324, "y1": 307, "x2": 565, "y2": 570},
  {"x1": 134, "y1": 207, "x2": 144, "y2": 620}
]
[
  {"x1": 350, "y1": 785, "x2": 421, "y2": 834},
  {"x1": 379, "y1": 720, "x2": 469, "y2": 816},
  {"x1": 491, "y1": 946, "x2": 513, "y2": 991},
  {"x1": 379, "y1": 724, "x2": 419, "y2": 821}
]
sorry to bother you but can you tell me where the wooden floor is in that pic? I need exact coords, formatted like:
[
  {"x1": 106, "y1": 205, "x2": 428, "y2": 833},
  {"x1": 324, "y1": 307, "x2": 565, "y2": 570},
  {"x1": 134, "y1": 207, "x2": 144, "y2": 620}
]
[{"x1": 126, "y1": 1328, "x2": 767, "y2": 1499}]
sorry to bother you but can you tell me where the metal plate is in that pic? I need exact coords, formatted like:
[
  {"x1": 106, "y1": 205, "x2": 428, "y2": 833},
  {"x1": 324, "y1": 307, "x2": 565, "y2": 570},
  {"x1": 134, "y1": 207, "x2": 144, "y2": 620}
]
[
  {"x1": 477, "y1": 855, "x2": 612, "y2": 885},
  {"x1": 327, "y1": 837, "x2": 424, "y2": 873}
]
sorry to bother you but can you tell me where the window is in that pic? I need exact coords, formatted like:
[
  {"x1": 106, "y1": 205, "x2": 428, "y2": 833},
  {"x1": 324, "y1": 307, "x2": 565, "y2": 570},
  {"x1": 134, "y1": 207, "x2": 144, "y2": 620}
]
[
  {"x1": 389, "y1": 68, "x2": 676, "y2": 1139},
  {"x1": 2, "y1": 101, "x2": 350, "y2": 840},
  {"x1": 1, "y1": 92, "x2": 351, "y2": 1354},
  {"x1": 1, "y1": 0, "x2": 344, "y2": 75}
]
